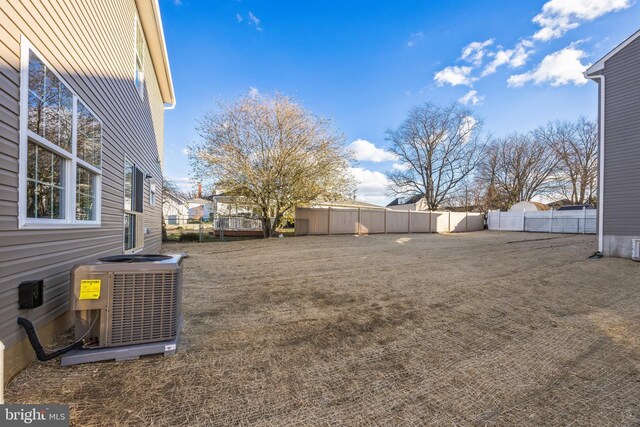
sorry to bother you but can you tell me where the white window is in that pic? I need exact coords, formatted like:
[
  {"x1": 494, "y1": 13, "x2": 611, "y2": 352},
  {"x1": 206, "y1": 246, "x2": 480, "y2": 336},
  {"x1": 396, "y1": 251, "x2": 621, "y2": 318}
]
[
  {"x1": 150, "y1": 181, "x2": 156, "y2": 206},
  {"x1": 134, "y1": 15, "x2": 145, "y2": 99},
  {"x1": 123, "y1": 158, "x2": 144, "y2": 253},
  {"x1": 19, "y1": 37, "x2": 102, "y2": 228}
]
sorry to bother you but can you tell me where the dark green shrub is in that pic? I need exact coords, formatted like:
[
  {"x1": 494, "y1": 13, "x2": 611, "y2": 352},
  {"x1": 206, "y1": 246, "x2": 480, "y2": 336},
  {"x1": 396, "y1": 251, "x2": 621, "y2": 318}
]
[{"x1": 179, "y1": 233, "x2": 200, "y2": 242}]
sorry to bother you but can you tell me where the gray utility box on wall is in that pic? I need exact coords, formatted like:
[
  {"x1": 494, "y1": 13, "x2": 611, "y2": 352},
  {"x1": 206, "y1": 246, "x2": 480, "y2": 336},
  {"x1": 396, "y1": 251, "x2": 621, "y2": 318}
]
[{"x1": 61, "y1": 254, "x2": 184, "y2": 366}]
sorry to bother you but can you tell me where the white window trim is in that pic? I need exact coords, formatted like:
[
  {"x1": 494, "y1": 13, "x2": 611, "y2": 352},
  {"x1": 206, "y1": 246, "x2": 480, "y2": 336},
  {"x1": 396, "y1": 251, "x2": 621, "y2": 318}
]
[
  {"x1": 134, "y1": 14, "x2": 145, "y2": 100},
  {"x1": 150, "y1": 180, "x2": 156, "y2": 206},
  {"x1": 18, "y1": 35, "x2": 103, "y2": 229},
  {"x1": 123, "y1": 155, "x2": 145, "y2": 254}
]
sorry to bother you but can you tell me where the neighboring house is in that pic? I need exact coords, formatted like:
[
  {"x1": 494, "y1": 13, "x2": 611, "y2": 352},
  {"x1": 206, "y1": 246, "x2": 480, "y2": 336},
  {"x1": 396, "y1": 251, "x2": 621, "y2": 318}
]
[
  {"x1": 546, "y1": 199, "x2": 573, "y2": 209},
  {"x1": 0, "y1": 0, "x2": 175, "y2": 380},
  {"x1": 312, "y1": 200, "x2": 384, "y2": 209},
  {"x1": 387, "y1": 195, "x2": 428, "y2": 211},
  {"x1": 509, "y1": 201, "x2": 550, "y2": 212},
  {"x1": 163, "y1": 192, "x2": 189, "y2": 225},
  {"x1": 556, "y1": 204, "x2": 596, "y2": 212},
  {"x1": 187, "y1": 198, "x2": 214, "y2": 220},
  {"x1": 585, "y1": 29, "x2": 640, "y2": 259}
]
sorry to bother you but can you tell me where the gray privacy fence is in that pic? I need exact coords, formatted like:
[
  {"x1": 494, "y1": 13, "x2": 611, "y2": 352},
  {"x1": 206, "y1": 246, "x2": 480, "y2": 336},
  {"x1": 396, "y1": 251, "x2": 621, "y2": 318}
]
[
  {"x1": 295, "y1": 207, "x2": 484, "y2": 236},
  {"x1": 487, "y1": 208, "x2": 596, "y2": 234}
]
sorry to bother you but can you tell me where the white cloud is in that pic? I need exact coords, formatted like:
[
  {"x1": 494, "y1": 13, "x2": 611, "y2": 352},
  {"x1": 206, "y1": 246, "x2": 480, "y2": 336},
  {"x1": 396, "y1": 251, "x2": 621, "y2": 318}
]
[
  {"x1": 182, "y1": 147, "x2": 190, "y2": 156},
  {"x1": 392, "y1": 162, "x2": 411, "y2": 171},
  {"x1": 407, "y1": 32, "x2": 425, "y2": 47},
  {"x1": 482, "y1": 40, "x2": 534, "y2": 76},
  {"x1": 167, "y1": 176, "x2": 194, "y2": 193},
  {"x1": 533, "y1": 0, "x2": 631, "y2": 41},
  {"x1": 460, "y1": 39, "x2": 494, "y2": 66},
  {"x1": 434, "y1": 66, "x2": 476, "y2": 87},
  {"x1": 348, "y1": 139, "x2": 397, "y2": 162},
  {"x1": 349, "y1": 167, "x2": 391, "y2": 206},
  {"x1": 248, "y1": 11, "x2": 262, "y2": 31},
  {"x1": 248, "y1": 87, "x2": 260, "y2": 98},
  {"x1": 458, "y1": 89, "x2": 483, "y2": 106},
  {"x1": 458, "y1": 116, "x2": 478, "y2": 143},
  {"x1": 507, "y1": 45, "x2": 590, "y2": 87},
  {"x1": 173, "y1": 0, "x2": 182, "y2": 5},
  {"x1": 236, "y1": 13, "x2": 243, "y2": 23}
]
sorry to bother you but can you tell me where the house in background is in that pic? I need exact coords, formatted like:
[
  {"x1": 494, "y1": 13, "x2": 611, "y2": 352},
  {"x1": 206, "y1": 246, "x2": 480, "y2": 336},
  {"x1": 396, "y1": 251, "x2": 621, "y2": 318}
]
[
  {"x1": 311, "y1": 199, "x2": 384, "y2": 209},
  {"x1": 585, "y1": 28, "x2": 640, "y2": 259},
  {"x1": 0, "y1": 0, "x2": 174, "y2": 380},
  {"x1": 386, "y1": 195, "x2": 428, "y2": 211},
  {"x1": 163, "y1": 192, "x2": 189, "y2": 225},
  {"x1": 187, "y1": 197, "x2": 214, "y2": 220},
  {"x1": 509, "y1": 201, "x2": 550, "y2": 212}
]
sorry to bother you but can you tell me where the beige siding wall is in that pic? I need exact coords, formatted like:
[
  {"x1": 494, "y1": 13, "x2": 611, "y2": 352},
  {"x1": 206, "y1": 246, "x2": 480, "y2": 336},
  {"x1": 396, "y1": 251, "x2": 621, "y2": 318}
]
[{"x1": 0, "y1": 0, "x2": 166, "y2": 378}]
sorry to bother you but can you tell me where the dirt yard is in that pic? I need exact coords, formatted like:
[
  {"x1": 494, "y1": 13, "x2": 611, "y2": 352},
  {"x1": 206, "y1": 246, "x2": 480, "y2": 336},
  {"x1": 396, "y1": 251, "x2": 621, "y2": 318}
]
[{"x1": 7, "y1": 232, "x2": 640, "y2": 426}]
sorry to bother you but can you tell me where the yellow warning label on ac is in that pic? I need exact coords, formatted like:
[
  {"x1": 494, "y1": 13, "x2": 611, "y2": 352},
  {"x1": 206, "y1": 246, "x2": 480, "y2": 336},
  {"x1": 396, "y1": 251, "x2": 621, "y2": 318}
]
[{"x1": 79, "y1": 280, "x2": 101, "y2": 300}]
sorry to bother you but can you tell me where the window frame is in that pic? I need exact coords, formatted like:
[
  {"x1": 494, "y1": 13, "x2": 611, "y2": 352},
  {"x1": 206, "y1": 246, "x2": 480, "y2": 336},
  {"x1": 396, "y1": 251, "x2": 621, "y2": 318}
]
[
  {"x1": 123, "y1": 155, "x2": 145, "y2": 254},
  {"x1": 134, "y1": 14, "x2": 145, "y2": 100},
  {"x1": 149, "y1": 180, "x2": 156, "y2": 206},
  {"x1": 18, "y1": 36, "x2": 102, "y2": 229}
]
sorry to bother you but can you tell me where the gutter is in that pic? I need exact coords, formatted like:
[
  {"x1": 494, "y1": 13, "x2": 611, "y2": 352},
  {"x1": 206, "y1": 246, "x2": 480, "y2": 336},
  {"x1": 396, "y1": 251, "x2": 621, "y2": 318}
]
[
  {"x1": 583, "y1": 71, "x2": 605, "y2": 254},
  {"x1": 0, "y1": 340, "x2": 4, "y2": 403}
]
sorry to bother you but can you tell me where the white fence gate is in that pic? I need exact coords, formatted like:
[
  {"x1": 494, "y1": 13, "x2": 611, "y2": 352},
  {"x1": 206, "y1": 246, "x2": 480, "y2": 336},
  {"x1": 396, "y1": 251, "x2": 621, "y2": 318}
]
[{"x1": 487, "y1": 208, "x2": 596, "y2": 234}]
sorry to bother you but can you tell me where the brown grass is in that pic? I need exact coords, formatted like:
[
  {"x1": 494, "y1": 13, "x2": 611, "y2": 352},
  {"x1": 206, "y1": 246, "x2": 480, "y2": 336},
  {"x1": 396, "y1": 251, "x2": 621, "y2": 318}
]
[{"x1": 6, "y1": 232, "x2": 640, "y2": 426}]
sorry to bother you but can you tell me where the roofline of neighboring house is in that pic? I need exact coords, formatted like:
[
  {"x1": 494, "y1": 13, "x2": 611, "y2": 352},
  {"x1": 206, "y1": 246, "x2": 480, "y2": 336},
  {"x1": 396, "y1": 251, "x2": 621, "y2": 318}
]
[
  {"x1": 136, "y1": 0, "x2": 176, "y2": 108},
  {"x1": 165, "y1": 192, "x2": 187, "y2": 204},
  {"x1": 585, "y1": 28, "x2": 640, "y2": 75}
]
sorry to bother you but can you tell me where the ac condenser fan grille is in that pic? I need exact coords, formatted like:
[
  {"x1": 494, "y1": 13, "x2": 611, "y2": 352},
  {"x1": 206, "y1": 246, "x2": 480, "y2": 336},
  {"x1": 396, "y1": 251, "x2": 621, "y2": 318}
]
[{"x1": 110, "y1": 272, "x2": 179, "y2": 346}]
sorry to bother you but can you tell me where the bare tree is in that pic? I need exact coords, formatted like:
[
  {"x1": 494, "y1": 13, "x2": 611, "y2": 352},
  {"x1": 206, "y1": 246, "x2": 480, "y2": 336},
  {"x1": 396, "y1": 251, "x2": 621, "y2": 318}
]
[
  {"x1": 480, "y1": 133, "x2": 559, "y2": 206},
  {"x1": 192, "y1": 94, "x2": 353, "y2": 237},
  {"x1": 534, "y1": 117, "x2": 598, "y2": 204},
  {"x1": 386, "y1": 102, "x2": 482, "y2": 210}
]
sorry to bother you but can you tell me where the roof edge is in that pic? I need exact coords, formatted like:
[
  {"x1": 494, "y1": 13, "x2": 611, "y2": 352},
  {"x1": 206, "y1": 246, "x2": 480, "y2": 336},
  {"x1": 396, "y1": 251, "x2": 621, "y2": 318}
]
[
  {"x1": 136, "y1": 0, "x2": 176, "y2": 107},
  {"x1": 586, "y1": 28, "x2": 640, "y2": 76}
]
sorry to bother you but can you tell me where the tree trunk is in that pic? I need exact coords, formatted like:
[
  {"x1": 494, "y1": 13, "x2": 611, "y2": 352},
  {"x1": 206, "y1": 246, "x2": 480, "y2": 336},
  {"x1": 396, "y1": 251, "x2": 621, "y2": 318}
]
[
  {"x1": 161, "y1": 214, "x2": 168, "y2": 242},
  {"x1": 270, "y1": 214, "x2": 282, "y2": 237},
  {"x1": 261, "y1": 217, "x2": 271, "y2": 238}
]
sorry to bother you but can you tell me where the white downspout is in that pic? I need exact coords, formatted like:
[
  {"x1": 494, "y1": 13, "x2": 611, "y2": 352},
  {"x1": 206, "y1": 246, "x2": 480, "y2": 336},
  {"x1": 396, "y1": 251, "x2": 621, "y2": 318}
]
[
  {"x1": 0, "y1": 340, "x2": 4, "y2": 404},
  {"x1": 584, "y1": 72, "x2": 605, "y2": 253}
]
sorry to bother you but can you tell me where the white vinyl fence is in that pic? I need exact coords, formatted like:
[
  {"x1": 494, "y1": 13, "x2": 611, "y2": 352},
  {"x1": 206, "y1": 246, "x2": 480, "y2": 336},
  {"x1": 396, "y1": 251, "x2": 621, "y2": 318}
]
[{"x1": 487, "y1": 208, "x2": 596, "y2": 234}]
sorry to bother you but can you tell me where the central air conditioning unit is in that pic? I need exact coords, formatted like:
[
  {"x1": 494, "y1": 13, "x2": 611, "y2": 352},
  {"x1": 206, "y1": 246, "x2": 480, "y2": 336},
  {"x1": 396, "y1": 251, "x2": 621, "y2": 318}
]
[{"x1": 60, "y1": 254, "x2": 184, "y2": 366}]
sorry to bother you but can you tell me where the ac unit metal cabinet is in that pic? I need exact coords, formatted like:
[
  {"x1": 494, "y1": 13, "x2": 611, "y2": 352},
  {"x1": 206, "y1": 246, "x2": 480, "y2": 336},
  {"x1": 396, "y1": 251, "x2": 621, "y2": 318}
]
[{"x1": 70, "y1": 254, "x2": 183, "y2": 349}]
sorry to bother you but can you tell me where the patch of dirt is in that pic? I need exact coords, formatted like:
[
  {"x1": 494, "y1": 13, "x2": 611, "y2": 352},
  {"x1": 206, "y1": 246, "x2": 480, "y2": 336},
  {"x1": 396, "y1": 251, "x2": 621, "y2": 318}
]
[{"x1": 6, "y1": 232, "x2": 640, "y2": 426}]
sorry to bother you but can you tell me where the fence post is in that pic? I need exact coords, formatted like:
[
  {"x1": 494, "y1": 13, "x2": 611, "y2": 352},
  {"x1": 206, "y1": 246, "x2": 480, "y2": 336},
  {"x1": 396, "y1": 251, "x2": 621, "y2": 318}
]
[
  {"x1": 448, "y1": 211, "x2": 451, "y2": 232},
  {"x1": 582, "y1": 206, "x2": 586, "y2": 234},
  {"x1": 327, "y1": 207, "x2": 332, "y2": 235},
  {"x1": 549, "y1": 209, "x2": 554, "y2": 233},
  {"x1": 408, "y1": 210, "x2": 411, "y2": 233},
  {"x1": 465, "y1": 211, "x2": 468, "y2": 232},
  {"x1": 429, "y1": 211, "x2": 432, "y2": 233},
  {"x1": 497, "y1": 210, "x2": 501, "y2": 231},
  {"x1": 384, "y1": 209, "x2": 387, "y2": 234},
  {"x1": 357, "y1": 207, "x2": 361, "y2": 235},
  {"x1": 522, "y1": 209, "x2": 526, "y2": 232}
]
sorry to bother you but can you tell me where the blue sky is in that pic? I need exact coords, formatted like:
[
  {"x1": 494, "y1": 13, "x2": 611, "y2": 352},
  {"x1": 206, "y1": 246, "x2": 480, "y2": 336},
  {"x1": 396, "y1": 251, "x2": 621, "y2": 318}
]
[{"x1": 161, "y1": 0, "x2": 639, "y2": 205}]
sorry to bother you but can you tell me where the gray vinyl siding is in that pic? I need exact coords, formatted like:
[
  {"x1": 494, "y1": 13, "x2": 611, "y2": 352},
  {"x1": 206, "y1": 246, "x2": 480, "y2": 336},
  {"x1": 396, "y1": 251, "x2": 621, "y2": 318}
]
[
  {"x1": 0, "y1": 0, "x2": 165, "y2": 348},
  {"x1": 602, "y1": 36, "x2": 640, "y2": 237}
]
